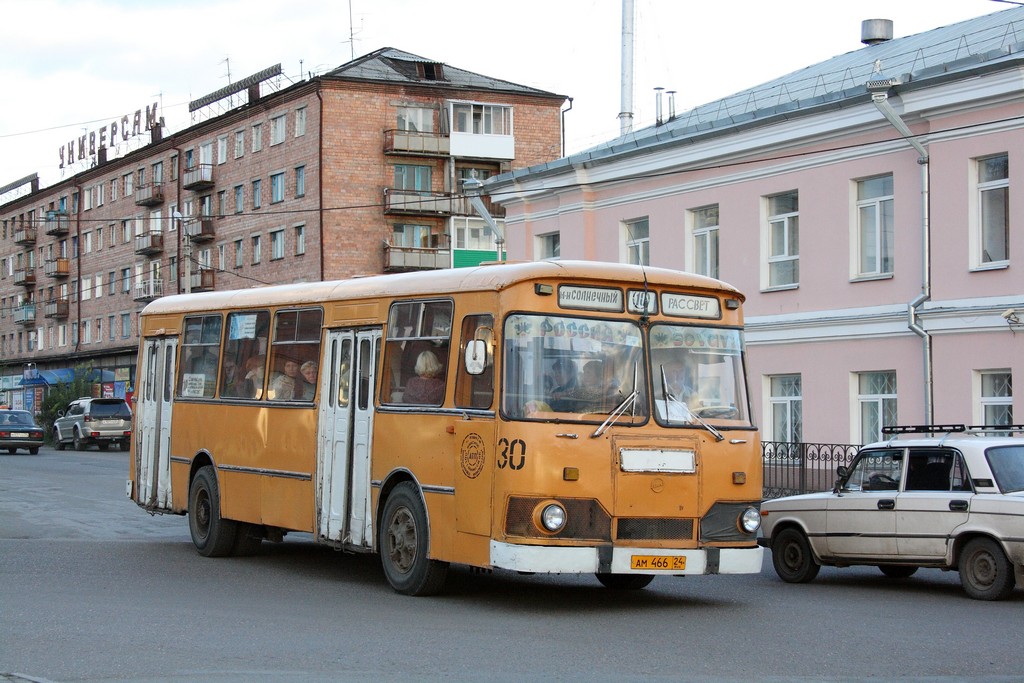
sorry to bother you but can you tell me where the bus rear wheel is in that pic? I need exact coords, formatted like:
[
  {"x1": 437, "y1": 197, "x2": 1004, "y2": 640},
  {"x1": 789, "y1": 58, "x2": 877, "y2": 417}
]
[
  {"x1": 596, "y1": 573, "x2": 655, "y2": 590},
  {"x1": 188, "y1": 466, "x2": 237, "y2": 557},
  {"x1": 379, "y1": 481, "x2": 448, "y2": 596}
]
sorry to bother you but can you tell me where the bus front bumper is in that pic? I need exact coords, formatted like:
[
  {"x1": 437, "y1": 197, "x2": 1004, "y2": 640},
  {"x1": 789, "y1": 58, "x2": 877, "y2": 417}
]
[{"x1": 490, "y1": 541, "x2": 763, "y2": 575}]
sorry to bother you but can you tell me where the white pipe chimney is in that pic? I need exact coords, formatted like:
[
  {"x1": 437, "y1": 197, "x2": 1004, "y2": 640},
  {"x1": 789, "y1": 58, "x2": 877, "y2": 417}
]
[
  {"x1": 618, "y1": 0, "x2": 634, "y2": 134},
  {"x1": 655, "y1": 87, "x2": 664, "y2": 125}
]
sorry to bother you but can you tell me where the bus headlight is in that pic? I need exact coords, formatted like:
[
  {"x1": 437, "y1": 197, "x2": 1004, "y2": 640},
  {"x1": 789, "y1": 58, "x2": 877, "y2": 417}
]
[
  {"x1": 739, "y1": 506, "x2": 760, "y2": 534},
  {"x1": 540, "y1": 503, "x2": 567, "y2": 532}
]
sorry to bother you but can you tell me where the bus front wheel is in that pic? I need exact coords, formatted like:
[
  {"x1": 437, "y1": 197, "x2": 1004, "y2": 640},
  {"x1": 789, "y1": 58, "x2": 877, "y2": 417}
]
[
  {"x1": 379, "y1": 481, "x2": 448, "y2": 596},
  {"x1": 188, "y1": 466, "x2": 237, "y2": 557}
]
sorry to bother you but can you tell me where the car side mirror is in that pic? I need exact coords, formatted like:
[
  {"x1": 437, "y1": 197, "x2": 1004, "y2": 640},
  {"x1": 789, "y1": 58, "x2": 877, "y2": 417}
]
[
  {"x1": 464, "y1": 340, "x2": 487, "y2": 376},
  {"x1": 56, "y1": 410, "x2": 65, "y2": 418}
]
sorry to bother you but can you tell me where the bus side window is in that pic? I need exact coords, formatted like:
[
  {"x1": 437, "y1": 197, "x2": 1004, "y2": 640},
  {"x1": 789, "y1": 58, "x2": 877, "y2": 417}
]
[
  {"x1": 220, "y1": 311, "x2": 270, "y2": 399},
  {"x1": 177, "y1": 314, "x2": 222, "y2": 398},
  {"x1": 383, "y1": 299, "x2": 452, "y2": 405},
  {"x1": 455, "y1": 314, "x2": 494, "y2": 410}
]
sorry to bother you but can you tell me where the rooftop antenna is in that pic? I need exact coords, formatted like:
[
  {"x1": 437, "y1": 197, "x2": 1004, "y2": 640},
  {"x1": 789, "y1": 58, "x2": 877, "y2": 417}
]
[{"x1": 349, "y1": 0, "x2": 355, "y2": 60}]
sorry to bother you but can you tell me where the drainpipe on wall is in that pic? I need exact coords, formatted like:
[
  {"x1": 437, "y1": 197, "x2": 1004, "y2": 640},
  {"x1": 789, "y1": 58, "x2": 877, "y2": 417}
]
[
  {"x1": 866, "y1": 67, "x2": 932, "y2": 423},
  {"x1": 316, "y1": 88, "x2": 325, "y2": 282}
]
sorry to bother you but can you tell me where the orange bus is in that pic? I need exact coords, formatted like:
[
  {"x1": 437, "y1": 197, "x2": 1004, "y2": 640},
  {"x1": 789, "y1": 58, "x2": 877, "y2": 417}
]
[{"x1": 129, "y1": 261, "x2": 763, "y2": 595}]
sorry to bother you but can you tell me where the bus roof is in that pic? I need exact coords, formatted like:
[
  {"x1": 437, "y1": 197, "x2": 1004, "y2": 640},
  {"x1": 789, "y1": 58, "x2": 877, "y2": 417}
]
[{"x1": 141, "y1": 260, "x2": 741, "y2": 316}]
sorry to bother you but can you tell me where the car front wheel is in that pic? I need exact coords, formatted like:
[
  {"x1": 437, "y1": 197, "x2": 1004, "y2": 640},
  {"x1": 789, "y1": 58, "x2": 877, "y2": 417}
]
[
  {"x1": 959, "y1": 537, "x2": 1015, "y2": 601},
  {"x1": 771, "y1": 527, "x2": 821, "y2": 583}
]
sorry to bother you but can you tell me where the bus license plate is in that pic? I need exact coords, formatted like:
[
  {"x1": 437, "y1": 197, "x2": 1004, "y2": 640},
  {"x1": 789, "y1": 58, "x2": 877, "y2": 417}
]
[{"x1": 630, "y1": 555, "x2": 685, "y2": 570}]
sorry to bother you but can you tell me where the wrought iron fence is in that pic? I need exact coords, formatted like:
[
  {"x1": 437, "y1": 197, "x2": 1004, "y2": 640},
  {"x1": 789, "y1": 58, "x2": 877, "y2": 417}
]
[{"x1": 762, "y1": 441, "x2": 861, "y2": 499}]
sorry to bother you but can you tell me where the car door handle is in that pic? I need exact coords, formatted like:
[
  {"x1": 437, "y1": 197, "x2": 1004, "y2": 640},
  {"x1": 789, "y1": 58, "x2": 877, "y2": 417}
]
[
  {"x1": 878, "y1": 499, "x2": 895, "y2": 510},
  {"x1": 949, "y1": 500, "x2": 969, "y2": 512}
]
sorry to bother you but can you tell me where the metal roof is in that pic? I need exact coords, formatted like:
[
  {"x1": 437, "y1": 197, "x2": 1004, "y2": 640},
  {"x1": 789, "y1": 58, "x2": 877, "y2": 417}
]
[
  {"x1": 493, "y1": 6, "x2": 1024, "y2": 182},
  {"x1": 324, "y1": 47, "x2": 565, "y2": 100}
]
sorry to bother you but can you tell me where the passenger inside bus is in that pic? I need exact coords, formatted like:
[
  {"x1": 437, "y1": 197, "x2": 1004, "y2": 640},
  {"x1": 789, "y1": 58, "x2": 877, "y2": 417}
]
[
  {"x1": 403, "y1": 350, "x2": 445, "y2": 404},
  {"x1": 300, "y1": 361, "x2": 318, "y2": 400},
  {"x1": 271, "y1": 356, "x2": 311, "y2": 401}
]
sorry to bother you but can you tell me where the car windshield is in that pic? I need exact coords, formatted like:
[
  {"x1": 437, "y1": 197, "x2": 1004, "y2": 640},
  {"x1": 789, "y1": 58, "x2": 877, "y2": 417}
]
[
  {"x1": 502, "y1": 314, "x2": 647, "y2": 423},
  {"x1": 1, "y1": 411, "x2": 35, "y2": 426},
  {"x1": 986, "y1": 445, "x2": 1024, "y2": 493},
  {"x1": 91, "y1": 401, "x2": 132, "y2": 419},
  {"x1": 649, "y1": 324, "x2": 750, "y2": 426}
]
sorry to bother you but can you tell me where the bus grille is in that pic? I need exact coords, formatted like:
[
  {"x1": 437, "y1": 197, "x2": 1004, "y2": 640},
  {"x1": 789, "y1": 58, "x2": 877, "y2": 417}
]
[
  {"x1": 504, "y1": 496, "x2": 611, "y2": 541},
  {"x1": 616, "y1": 518, "x2": 694, "y2": 541}
]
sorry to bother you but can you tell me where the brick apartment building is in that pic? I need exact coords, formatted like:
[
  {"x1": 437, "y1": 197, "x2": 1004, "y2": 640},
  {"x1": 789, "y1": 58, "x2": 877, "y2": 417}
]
[{"x1": 0, "y1": 48, "x2": 566, "y2": 408}]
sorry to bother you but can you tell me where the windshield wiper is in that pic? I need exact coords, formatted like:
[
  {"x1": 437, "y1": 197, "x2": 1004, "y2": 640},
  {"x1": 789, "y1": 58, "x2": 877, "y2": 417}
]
[
  {"x1": 591, "y1": 389, "x2": 638, "y2": 438},
  {"x1": 658, "y1": 364, "x2": 723, "y2": 442}
]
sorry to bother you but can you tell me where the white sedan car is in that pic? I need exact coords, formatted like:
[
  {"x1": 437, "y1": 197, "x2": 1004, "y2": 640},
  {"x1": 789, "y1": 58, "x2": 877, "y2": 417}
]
[{"x1": 760, "y1": 426, "x2": 1024, "y2": 600}]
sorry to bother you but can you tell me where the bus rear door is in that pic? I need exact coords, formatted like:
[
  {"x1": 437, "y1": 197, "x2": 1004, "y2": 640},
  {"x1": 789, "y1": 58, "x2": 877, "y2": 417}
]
[{"x1": 137, "y1": 336, "x2": 177, "y2": 511}]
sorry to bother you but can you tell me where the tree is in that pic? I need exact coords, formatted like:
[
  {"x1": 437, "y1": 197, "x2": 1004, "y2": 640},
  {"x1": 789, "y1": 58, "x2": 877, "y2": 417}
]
[{"x1": 39, "y1": 365, "x2": 95, "y2": 441}]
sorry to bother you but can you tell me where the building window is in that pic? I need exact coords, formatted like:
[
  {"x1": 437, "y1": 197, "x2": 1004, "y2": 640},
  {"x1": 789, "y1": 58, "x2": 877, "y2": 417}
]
[
  {"x1": 153, "y1": 161, "x2": 163, "y2": 184},
  {"x1": 121, "y1": 313, "x2": 131, "y2": 338},
  {"x1": 94, "y1": 273, "x2": 103, "y2": 299},
  {"x1": 270, "y1": 114, "x2": 286, "y2": 145},
  {"x1": 234, "y1": 239, "x2": 243, "y2": 268},
  {"x1": 977, "y1": 153, "x2": 1009, "y2": 266},
  {"x1": 766, "y1": 191, "x2": 799, "y2": 288},
  {"x1": 392, "y1": 224, "x2": 432, "y2": 248},
  {"x1": 121, "y1": 267, "x2": 131, "y2": 293},
  {"x1": 295, "y1": 225, "x2": 305, "y2": 255},
  {"x1": 252, "y1": 123, "x2": 263, "y2": 152},
  {"x1": 397, "y1": 106, "x2": 433, "y2": 132},
  {"x1": 83, "y1": 231, "x2": 92, "y2": 254},
  {"x1": 295, "y1": 166, "x2": 305, "y2": 198},
  {"x1": 624, "y1": 218, "x2": 649, "y2": 266},
  {"x1": 109, "y1": 270, "x2": 116, "y2": 295},
  {"x1": 252, "y1": 235, "x2": 262, "y2": 264},
  {"x1": 199, "y1": 142, "x2": 212, "y2": 166},
  {"x1": 768, "y1": 375, "x2": 802, "y2": 443},
  {"x1": 234, "y1": 130, "x2": 244, "y2": 159},
  {"x1": 95, "y1": 318, "x2": 102, "y2": 343},
  {"x1": 234, "y1": 185, "x2": 243, "y2": 214},
  {"x1": 537, "y1": 232, "x2": 560, "y2": 260},
  {"x1": 455, "y1": 219, "x2": 498, "y2": 251},
  {"x1": 270, "y1": 172, "x2": 285, "y2": 203},
  {"x1": 217, "y1": 244, "x2": 226, "y2": 271},
  {"x1": 857, "y1": 371, "x2": 897, "y2": 444},
  {"x1": 217, "y1": 190, "x2": 227, "y2": 217},
  {"x1": 295, "y1": 107, "x2": 307, "y2": 137},
  {"x1": 252, "y1": 179, "x2": 262, "y2": 209},
  {"x1": 81, "y1": 276, "x2": 91, "y2": 301},
  {"x1": 691, "y1": 205, "x2": 720, "y2": 279},
  {"x1": 217, "y1": 135, "x2": 228, "y2": 164},
  {"x1": 979, "y1": 370, "x2": 1012, "y2": 429},
  {"x1": 96, "y1": 226, "x2": 104, "y2": 250},
  {"x1": 270, "y1": 230, "x2": 284, "y2": 260},
  {"x1": 856, "y1": 174, "x2": 894, "y2": 277},
  {"x1": 452, "y1": 103, "x2": 512, "y2": 135},
  {"x1": 393, "y1": 164, "x2": 431, "y2": 191}
]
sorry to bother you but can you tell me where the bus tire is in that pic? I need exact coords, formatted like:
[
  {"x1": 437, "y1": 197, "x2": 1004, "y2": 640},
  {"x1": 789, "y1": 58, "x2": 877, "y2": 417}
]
[
  {"x1": 188, "y1": 466, "x2": 237, "y2": 558},
  {"x1": 959, "y1": 537, "x2": 1015, "y2": 601},
  {"x1": 596, "y1": 573, "x2": 655, "y2": 590},
  {"x1": 771, "y1": 527, "x2": 820, "y2": 583},
  {"x1": 379, "y1": 481, "x2": 448, "y2": 596}
]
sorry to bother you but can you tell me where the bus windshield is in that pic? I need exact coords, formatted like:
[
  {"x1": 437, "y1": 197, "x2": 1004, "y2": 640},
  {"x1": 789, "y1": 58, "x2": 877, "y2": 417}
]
[
  {"x1": 649, "y1": 324, "x2": 750, "y2": 426},
  {"x1": 503, "y1": 314, "x2": 647, "y2": 422}
]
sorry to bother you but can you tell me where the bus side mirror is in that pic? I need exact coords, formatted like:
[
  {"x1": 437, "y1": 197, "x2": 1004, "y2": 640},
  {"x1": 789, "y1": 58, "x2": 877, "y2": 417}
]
[{"x1": 465, "y1": 340, "x2": 487, "y2": 376}]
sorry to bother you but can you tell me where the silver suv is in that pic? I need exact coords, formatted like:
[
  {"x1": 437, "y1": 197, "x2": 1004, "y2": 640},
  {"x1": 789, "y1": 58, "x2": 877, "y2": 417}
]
[{"x1": 53, "y1": 398, "x2": 132, "y2": 451}]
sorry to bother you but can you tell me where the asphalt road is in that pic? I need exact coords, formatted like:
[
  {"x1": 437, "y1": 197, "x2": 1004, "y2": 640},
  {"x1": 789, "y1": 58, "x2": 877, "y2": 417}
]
[{"x1": 1, "y1": 447, "x2": 1021, "y2": 683}]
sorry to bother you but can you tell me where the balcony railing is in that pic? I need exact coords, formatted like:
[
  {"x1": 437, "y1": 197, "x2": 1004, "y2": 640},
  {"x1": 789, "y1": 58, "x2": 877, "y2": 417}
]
[
  {"x1": 184, "y1": 217, "x2": 215, "y2": 242},
  {"x1": 44, "y1": 298, "x2": 69, "y2": 319},
  {"x1": 134, "y1": 183, "x2": 165, "y2": 206},
  {"x1": 44, "y1": 257, "x2": 70, "y2": 278},
  {"x1": 189, "y1": 268, "x2": 215, "y2": 292},
  {"x1": 384, "y1": 237, "x2": 451, "y2": 272},
  {"x1": 383, "y1": 189, "x2": 455, "y2": 216},
  {"x1": 133, "y1": 278, "x2": 163, "y2": 302},
  {"x1": 14, "y1": 227, "x2": 37, "y2": 245},
  {"x1": 383, "y1": 129, "x2": 450, "y2": 157},
  {"x1": 44, "y1": 211, "x2": 70, "y2": 236},
  {"x1": 762, "y1": 441, "x2": 861, "y2": 500},
  {"x1": 134, "y1": 231, "x2": 164, "y2": 255},
  {"x1": 13, "y1": 304, "x2": 36, "y2": 325},
  {"x1": 14, "y1": 268, "x2": 36, "y2": 287},
  {"x1": 182, "y1": 163, "x2": 214, "y2": 191}
]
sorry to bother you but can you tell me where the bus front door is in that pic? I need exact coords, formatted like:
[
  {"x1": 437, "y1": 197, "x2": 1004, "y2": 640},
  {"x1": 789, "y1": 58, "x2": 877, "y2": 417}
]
[
  {"x1": 137, "y1": 336, "x2": 177, "y2": 511},
  {"x1": 316, "y1": 328, "x2": 379, "y2": 547}
]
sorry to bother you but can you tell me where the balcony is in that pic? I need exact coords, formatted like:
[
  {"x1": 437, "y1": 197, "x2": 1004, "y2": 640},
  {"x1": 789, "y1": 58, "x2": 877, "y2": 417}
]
[
  {"x1": 184, "y1": 217, "x2": 215, "y2": 242},
  {"x1": 13, "y1": 304, "x2": 36, "y2": 325},
  {"x1": 45, "y1": 211, "x2": 70, "y2": 236},
  {"x1": 384, "y1": 129, "x2": 450, "y2": 157},
  {"x1": 383, "y1": 189, "x2": 455, "y2": 216},
  {"x1": 14, "y1": 226, "x2": 37, "y2": 246},
  {"x1": 13, "y1": 268, "x2": 36, "y2": 287},
  {"x1": 384, "y1": 239, "x2": 451, "y2": 272},
  {"x1": 133, "y1": 278, "x2": 163, "y2": 302},
  {"x1": 44, "y1": 257, "x2": 70, "y2": 279},
  {"x1": 190, "y1": 268, "x2": 215, "y2": 292},
  {"x1": 134, "y1": 230, "x2": 164, "y2": 255},
  {"x1": 44, "y1": 298, "x2": 69, "y2": 320},
  {"x1": 182, "y1": 163, "x2": 214, "y2": 191},
  {"x1": 134, "y1": 183, "x2": 165, "y2": 206}
]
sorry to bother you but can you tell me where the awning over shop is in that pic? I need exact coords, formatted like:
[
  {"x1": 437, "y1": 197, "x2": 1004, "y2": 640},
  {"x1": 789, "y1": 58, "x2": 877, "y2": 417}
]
[{"x1": 19, "y1": 368, "x2": 75, "y2": 387}]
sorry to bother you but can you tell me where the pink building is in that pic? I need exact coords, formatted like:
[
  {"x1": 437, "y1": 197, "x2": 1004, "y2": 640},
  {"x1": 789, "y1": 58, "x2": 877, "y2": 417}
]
[{"x1": 487, "y1": 9, "x2": 1024, "y2": 445}]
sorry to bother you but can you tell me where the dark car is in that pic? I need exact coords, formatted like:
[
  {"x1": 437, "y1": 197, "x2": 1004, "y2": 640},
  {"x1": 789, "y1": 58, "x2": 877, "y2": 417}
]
[{"x1": 0, "y1": 410, "x2": 45, "y2": 454}]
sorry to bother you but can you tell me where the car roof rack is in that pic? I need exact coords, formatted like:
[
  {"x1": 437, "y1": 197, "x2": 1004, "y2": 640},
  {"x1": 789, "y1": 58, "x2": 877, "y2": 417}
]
[
  {"x1": 966, "y1": 424, "x2": 1024, "y2": 434},
  {"x1": 881, "y1": 424, "x2": 966, "y2": 435}
]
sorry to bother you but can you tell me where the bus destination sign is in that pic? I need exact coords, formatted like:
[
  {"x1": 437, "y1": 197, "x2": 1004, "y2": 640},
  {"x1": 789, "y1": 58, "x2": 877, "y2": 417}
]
[
  {"x1": 661, "y1": 293, "x2": 721, "y2": 319},
  {"x1": 558, "y1": 285, "x2": 623, "y2": 312}
]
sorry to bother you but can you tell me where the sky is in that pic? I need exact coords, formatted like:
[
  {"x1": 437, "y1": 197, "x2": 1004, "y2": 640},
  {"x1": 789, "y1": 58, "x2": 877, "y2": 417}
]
[{"x1": 0, "y1": 0, "x2": 1013, "y2": 198}]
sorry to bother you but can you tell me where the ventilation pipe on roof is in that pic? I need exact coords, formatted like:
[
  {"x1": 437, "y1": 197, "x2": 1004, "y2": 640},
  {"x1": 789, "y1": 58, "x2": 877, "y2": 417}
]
[
  {"x1": 618, "y1": 0, "x2": 635, "y2": 135},
  {"x1": 654, "y1": 87, "x2": 664, "y2": 125},
  {"x1": 866, "y1": 62, "x2": 933, "y2": 424},
  {"x1": 667, "y1": 91, "x2": 676, "y2": 121},
  {"x1": 862, "y1": 19, "x2": 894, "y2": 46}
]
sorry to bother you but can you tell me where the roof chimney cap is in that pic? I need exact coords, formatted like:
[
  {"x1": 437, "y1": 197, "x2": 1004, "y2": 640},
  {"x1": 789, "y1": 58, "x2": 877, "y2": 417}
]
[{"x1": 862, "y1": 19, "x2": 894, "y2": 45}]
